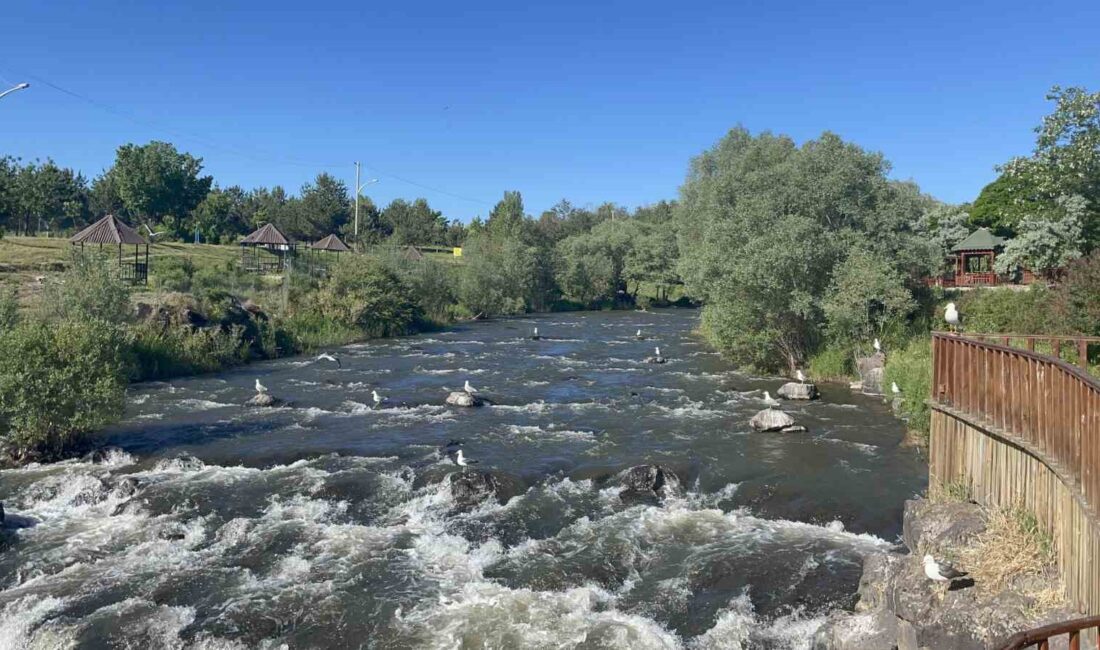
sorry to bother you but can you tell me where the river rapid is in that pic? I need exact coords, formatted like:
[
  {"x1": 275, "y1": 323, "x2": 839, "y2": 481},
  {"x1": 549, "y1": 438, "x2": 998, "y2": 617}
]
[{"x1": 0, "y1": 309, "x2": 925, "y2": 649}]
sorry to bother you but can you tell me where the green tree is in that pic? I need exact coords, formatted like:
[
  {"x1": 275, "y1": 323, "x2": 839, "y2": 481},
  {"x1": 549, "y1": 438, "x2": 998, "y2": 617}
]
[
  {"x1": 487, "y1": 191, "x2": 528, "y2": 241},
  {"x1": 109, "y1": 142, "x2": 213, "y2": 231},
  {"x1": 297, "y1": 173, "x2": 351, "y2": 240},
  {"x1": 458, "y1": 231, "x2": 544, "y2": 316},
  {"x1": 822, "y1": 246, "x2": 915, "y2": 344},
  {"x1": 13, "y1": 160, "x2": 88, "y2": 234},
  {"x1": 317, "y1": 260, "x2": 422, "y2": 337},
  {"x1": 381, "y1": 198, "x2": 446, "y2": 245},
  {"x1": 994, "y1": 195, "x2": 1086, "y2": 277},
  {"x1": 0, "y1": 319, "x2": 129, "y2": 459}
]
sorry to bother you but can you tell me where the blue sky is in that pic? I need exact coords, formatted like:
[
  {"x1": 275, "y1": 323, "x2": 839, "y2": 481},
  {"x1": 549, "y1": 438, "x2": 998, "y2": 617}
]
[{"x1": 2, "y1": 0, "x2": 1098, "y2": 221}]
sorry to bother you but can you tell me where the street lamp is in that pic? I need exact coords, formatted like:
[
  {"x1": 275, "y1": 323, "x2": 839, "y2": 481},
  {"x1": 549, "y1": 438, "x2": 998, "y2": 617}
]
[
  {"x1": 0, "y1": 82, "x2": 30, "y2": 101},
  {"x1": 353, "y1": 161, "x2": 379, "y2": 246}
]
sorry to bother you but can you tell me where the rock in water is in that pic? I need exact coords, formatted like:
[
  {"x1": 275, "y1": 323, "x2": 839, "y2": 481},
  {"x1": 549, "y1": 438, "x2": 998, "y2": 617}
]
[
  {"x1": 777, "y1": 382, "x2": 819, "y2": 400},
  {"x1": 617, "y1": 464, "x2": 682, "y2": 499},
  {"x1": 446, "y1": 391, "x2": 484, "y2": 407},
  {"x1": 750, "y1": 408, "x2": 796, "y2": 432},
  {"x1": 449, "y1": 470, "x2": 499, "y2": 508},
  {"x1": 644, "y1": 356, "x2": 667, "y2": 364},
  {"x1": 856, "y1": 353, "x2": 886, "y2": 395},
  {"x1": 780, "y1": 425, "x2": 809, "y2": 433},
  {"x1": 0, "y1": 502, "x2": 4, "y2": 524},
  {"x1": 246, "y1": 393, "x2": 282, "y2": 407}
]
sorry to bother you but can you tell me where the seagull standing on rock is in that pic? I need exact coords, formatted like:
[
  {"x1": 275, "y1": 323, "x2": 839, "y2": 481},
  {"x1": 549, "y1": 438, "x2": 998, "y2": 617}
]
[
  {"x1": 873, "y1": 338, "x2": 882, "y2": 353},
  {"x1": 796, "y1": 369, "x2": 806, "y2": 384},
  {"x1": 891, "y1": 382, "x2": 901, "y2": 395},
  {"x1": 636, "y1": 329, "x2": 644, "y2": 340},
  {"x1": 923, "y1": 554, "x2": 968, "y2": 594},
  {"x1": 372, "y1": 390, "x2": 386, "y2": 408},
  {"x1": 464, "y1": 380, "x2": 478, "y2": 395},
  {"x1": 655, "y1": 346, "x2": 661, "y2": 358},
  {"x1": 762, "y1": 391, "x2": 781, "y2": 407},
  {"x1": 255, "y1": 379, "x2": 268, "y2": 395},
  {"x1": 453, "y1": 449, "x2": 478, "y2": 467}
]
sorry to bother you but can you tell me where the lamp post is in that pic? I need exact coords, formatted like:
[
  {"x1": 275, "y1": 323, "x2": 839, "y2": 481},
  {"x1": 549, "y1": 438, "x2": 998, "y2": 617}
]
[
  {"x1": 353, "y1": 161, "x2": 379, "y2": 249},
  {"x1": 0, "y1": 82, "x2": 30, "y2": 101}
]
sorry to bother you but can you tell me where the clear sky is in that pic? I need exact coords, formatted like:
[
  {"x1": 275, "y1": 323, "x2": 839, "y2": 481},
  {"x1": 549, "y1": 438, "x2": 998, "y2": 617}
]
[{"x1": 2, "y1": 0, "x2": 1098, "y2": 221}]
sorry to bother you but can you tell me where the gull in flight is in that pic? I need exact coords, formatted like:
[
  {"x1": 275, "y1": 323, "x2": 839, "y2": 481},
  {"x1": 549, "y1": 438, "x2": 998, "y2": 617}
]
[
  {"x1": 254, "y1": 379, "x2": 267, "y2": 394},
  {"x1": 314, "y1": 353, "x2": 341, "y2": 368},
  {"x1": 891, "y1": 382, "x2": 901, "y2": 395},
  {"x1": 372, "y1": 390, "x2": 386, "y2": 408},
  {"x1": 945, "y1": 303, "x2": 960, "y2": 332},
  {"x1": 464, "y1": 380, "x2": 477, "y2": 394},
  {"x1": 923, "y1": 554, "x2": 968, "y2": 595},
  {"x1": 762, "y1": 391, "x2": 781, "y2": 407},
  {"x1": 873, "y1": 338, "x2": 882, "y2": 353}
]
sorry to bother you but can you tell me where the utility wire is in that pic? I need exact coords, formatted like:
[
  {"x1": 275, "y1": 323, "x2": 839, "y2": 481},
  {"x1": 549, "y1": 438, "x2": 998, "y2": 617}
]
[{"x1": 9, "y1": 68, "x2": 493, "y2": 206}]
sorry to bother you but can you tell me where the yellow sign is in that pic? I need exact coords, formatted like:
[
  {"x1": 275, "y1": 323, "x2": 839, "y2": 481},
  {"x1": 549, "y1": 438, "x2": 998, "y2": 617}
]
[{"x1": 453, "y1": 247, "x2": 463, "y2": 257}]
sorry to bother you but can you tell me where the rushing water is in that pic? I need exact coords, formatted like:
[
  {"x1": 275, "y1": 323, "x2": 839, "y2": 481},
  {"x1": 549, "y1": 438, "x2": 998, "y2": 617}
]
[{"x1": 0, "y1": 309, "x2": 925, "y2": 649}]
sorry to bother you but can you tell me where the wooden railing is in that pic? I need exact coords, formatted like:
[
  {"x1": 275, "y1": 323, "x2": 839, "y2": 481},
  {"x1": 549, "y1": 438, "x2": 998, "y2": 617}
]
[
  {"x1": 931, "y1": 332, "x2": 1100, "y2": 635},
  {"x1": 998, "y1": 615, "x2": 1100, "y2": 649},
  {"x1": 966, "y1": 334, "x2": 1100, "y2": 373}
]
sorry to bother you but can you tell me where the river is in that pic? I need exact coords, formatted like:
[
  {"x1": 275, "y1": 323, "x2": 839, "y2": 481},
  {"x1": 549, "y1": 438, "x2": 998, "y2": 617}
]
[{"x1": 0, "y1": 309, "x2": 926, "y2": 649}]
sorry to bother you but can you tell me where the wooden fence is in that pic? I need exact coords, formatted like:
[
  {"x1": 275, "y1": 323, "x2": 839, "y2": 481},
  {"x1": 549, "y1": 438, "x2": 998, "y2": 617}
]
[{"x1": 930, "y1": 332, "x2": 1100, "y2": 616}]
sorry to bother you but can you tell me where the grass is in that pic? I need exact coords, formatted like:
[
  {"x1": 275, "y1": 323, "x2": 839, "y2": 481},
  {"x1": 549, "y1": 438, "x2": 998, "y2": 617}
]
[
  {"x1": 927, "y1": 477, "x2": 971, "y2": 504},
  {"x1": 958, "y1": 504, "x2": 1063, "y2": 610}
]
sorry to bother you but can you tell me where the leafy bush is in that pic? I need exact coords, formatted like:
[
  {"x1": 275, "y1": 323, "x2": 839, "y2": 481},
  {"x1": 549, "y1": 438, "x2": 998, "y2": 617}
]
[
  {"x1": 318, "y1": 260, "x2": 423, "y2": 337},
  {"x1": 153, "y1": 257, "x2": 195, "y2": 293},
  {"x1": 1054, "y1": 251, "x2": 1100, "y2": 337},
  {"x1": 0, "y1": 319, "x2": 129, "y2": 459},
  {"x1": 956, "y1": 287, "x2": 1061, "y2": 335},
  {"x1": 0, "y1": 287, "x2": 19, "y2": 332},
  {"x1": 883, "y1": 336, "x2": 933, "y2": 443},
  {"x1": 277, "y1": 309, "x2": 359, "y2": 352},
  {"x1": 128, "y1": 321, "x2": 249, "y2": 381},
  {"x1": 43, "y1": 254, "x2": 132, "y2": 324}
]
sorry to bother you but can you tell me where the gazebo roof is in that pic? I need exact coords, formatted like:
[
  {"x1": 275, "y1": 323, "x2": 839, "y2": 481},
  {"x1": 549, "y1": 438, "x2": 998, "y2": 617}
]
[
  {"x1": 952, "y1": 228, "x2": 1005, "y2": 253},
  {"x1": 241, "y1": 223, "x2": 290, "y2": 246},
  {"x1": 401, "y1": 245, "x2": 424, "y2": 261},
  {"x1": 310, "y1": 233, "x2": 351, "y2": 252},
  {"x1": 70, "y1": 214, "x2": 148, "y2": 245}
]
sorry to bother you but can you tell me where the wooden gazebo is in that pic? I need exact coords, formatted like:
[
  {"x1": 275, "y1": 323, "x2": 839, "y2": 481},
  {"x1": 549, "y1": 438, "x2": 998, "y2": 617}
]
[
  {"x1": 310, "y1": 234, "x2": 351, "y2": 257},
  {"x1": 949, "y1": 228, "x2": 1005, "y2": 286},
  {"x1": 240, "y1": 223, "x2": 294, "y2": 273},
  {"x1": 69, "y1": 214, "x2": 150, "y2": 285}
]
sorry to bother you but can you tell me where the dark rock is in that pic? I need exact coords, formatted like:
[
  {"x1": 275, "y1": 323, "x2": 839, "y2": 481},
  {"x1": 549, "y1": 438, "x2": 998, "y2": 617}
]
[
  {"x1": 450, "y1": 470, "x2": 497, "y2": 508},
  {"x1": 750, "y1": 408, "x2": 796, "y2": 432},
  {"x1": 644, "y1": 356, "x2": 667, "y2": 364},
  {"x1": 778, "y1": 382, "x2": 819, "y2": 400},
  {"x1": 902, "y1": 499, "x2": 985, "y2": 555},
  {"x1": 446, "y1": 391, "x2": 484, "y2": 407},
  {"x1": 780, "y1": 425, "x2": 809, "y2": 433},
  {"x1": 0, "y1": 501, "x2": 4, "y2": 523},
  {"x1": 813, "y1": 609, "x2": 898, "y2": 650},
  {"x1": 246, "y1": 393, "x2": 283, "y2": 407},
  {"x1": 82, "y1": 446, "x2": 126, "y2": 464},
  {"x1": 617, "y1": 464, "x2": 682, "y2": 500},
  {"x1": 155, "y1": 454, "x2": 206, "y2": 473}
]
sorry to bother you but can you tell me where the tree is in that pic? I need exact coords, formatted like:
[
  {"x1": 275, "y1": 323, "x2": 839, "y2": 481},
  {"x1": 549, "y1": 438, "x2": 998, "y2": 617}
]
[
  {"x1": 381, "y1": 198, "x2": 447, "y2": 246},
  {"x1": 1000, "y1": 87, "x2": 1100, "y2": 249},
  {"x1": 968, "y1": 173, "x2": 1043, "y2": 235},
  {"x1": 822, "y1": 246, "x2": 915, "y2": 344},
  {"x1": 487, "y1": 191, "x2": 532, "y2": 241},
  {"x1": 1053, "y1": 251, "x2": 1100, "y2": 336},
  {"x1": 458, "y1": 231, "x2": 545, "y2": 316},
  {"x1": 12, "y1": 160, "x2": 88, "y2": 234},
  {"x1": 109, "y1": 142, "x2": 212, "y2": 230},
  {"x1": 994, "y1": 195, "x2": 1086, "y2": 277},
  {"x1": 297, "y1": 173, "x2": 350, "y2": 240},
  {"x1": 191, "y1": 186, "x2": 251, "y2": 243}
]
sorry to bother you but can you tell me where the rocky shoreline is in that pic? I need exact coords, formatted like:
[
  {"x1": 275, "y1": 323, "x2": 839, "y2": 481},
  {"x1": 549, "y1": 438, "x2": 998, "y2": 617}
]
[{"x1": 815, "y1": 500, "x2": 1073, "y2": 650}]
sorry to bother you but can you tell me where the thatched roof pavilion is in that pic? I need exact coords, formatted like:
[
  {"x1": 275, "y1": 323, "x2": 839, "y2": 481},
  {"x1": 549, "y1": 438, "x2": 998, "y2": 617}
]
[
  {"x1": 70, "y1": 214, "x2": 150, "y2": 284},
  {"x1": 310, "y1": 234, "x2": 351, "y2": 254}
]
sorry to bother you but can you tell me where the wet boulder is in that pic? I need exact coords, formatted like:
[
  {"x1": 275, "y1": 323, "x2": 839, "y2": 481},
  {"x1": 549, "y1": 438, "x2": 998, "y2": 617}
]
[
  {"x1": 449, "y1": 470, "x2": 498, "y2": 508},
  {"x1": 750, "y1": 408, "x2": 796, "y2": 432},
  {"x1": 0, "y1": 502, "x2": 4, "y2": 523},
  {"x1": 778, "y1": 382, "x2": 819, "y2": 400},
  {"x1": 644, "y1": 356, "x2": 667, "y2": 364},
  {"x1": 902, "y1": 498, "x2": 984, "y2": 555},
  {"x1": 109, "y1": 476, "x2": 143, "y2": 499},
  {"x1": 446, "y1": 391, "x2": 485, "y2": 407},
  {"x1": 246, "y1": 393, "x2": 283, "y2": 407},
  {"x1": 154, "y1": 454, "x2": 206, "y2": 473},
  {"x1": 82, "y1": 446, "x2": 126, "y2": 464},
  {"x1": 617, "y1": 464, "x2": 682, "y2": 500}
]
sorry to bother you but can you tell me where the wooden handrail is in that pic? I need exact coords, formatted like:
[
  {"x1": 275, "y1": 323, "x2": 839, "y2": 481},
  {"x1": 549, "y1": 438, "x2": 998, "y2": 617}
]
[
  {"x1": 956, "y1": 332, "x2": 1100, "y2": 372},
  {"x1": 998, "y1": 615, "x2": 1100, "y2": 649}
]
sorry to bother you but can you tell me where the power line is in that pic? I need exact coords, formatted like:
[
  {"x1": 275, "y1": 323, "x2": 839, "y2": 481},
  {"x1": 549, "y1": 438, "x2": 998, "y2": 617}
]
[{"x1": 9, "y1": 68, "x2": 494, "y2": 206}]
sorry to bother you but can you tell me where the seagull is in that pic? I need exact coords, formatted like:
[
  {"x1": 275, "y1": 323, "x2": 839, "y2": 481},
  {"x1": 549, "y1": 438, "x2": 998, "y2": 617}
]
[
  {"x1": 143, "y1": 223, "x2": 167, "y2": 240},
  {"x1": 762, "y1": 391, "x2": 781, "y2": 407},
  {"x1": 795, "y1": 369, "x2": 806, "y2": 383},
  {"x1": 945, "y1": 303, "x2": 960, "y2": 332},
  {"x1": 532, "y1": 327, "x2": 540, "y2": 340},
  {"x1": 453, "y1": 449, "x2": 479, "y2": 466},
  {"x1": 314, "y1": 353, "x2": 341, "y2": 368},
  {"x1": 463, "y1": 380, "x2": 477, "y2": 394},
  {"x1": 255, "y1": 379, "x2": 267, "y2": 394},
  {"x1": 891, "y1": 381, "x2": 901, "y2": 395},
  {"x1": 372, "y1": 390, "x2": 386, "y2": 408},
  {"x1": 636, "y1": 329, "x2": 644, "y2": 339},
  {"x1": 923, "y1": 554, "x2": 967, "y2": 594},
  {"x1": 873, "y1": 338, "x2": 882, "y2": 353},
  {"x1": 655, "y1": 346, "x2": 662, "y2": 357}
]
